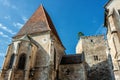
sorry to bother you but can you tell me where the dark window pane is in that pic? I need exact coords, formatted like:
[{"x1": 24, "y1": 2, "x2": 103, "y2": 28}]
[
  {"x1": 118, "y1": 10, "x2": 120, "y2": 15},
  {"x1": 18, "y1": 54, "x2": 26, "y2": 70},
  {"x1": 8, "y1": 54, "x2": 15, "y2": 69}
]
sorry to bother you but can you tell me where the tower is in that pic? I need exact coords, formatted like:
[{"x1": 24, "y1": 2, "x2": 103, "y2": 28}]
[
  {"x1": 104, "y1": 0, "x2": 120, "y2": 80},
  {"x1": 76, "y1": 35, "x2": 113, "y2": 80},
  {"x1": 0, "y1": 5, "x2": 65, "y2": 80}
]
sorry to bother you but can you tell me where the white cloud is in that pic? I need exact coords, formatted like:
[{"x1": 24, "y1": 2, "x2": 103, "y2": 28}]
[
  {"x1": 0, "y1": 40, "x2": 10, "y2": 46},
  {"x1": 0, "y1": 31, "x2": 9, "y2": 38},
  {"x1": 22, "y1": 16, "x2": 28, "y2": 23},
  {"x1": 13, "y1": 22, "x2": 23, "y2": 29},
  {"x1": 1, "y1": 0, "x2": 17, "y2": 9},
  {"x1": 0, "y1": 23, "x2": 16, "y2": 35},
  {"x1": 4, "y1": 16, "x2": 11, "y2": 20},
  {"x1": 3, "y1": 0, "x2": 10, "y2": 7},
  {"x1": 11, "y1": 5, "x2": 17, "y2": 9},
  {"x1": 0, "y1": 53, "x2": 5, "y2": 57},
  {"x1": 95, "y1": 24, "x2": 106, "y2": 35}
]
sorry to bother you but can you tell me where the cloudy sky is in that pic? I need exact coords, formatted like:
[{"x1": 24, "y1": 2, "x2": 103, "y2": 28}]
[{"x1": 0, "y1": 0, "x2": 108, "y2": 69}]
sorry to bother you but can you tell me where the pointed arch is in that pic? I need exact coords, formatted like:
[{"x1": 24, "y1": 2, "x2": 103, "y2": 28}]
[
  {"x1": 8, "y1": 54, "x2": 15, "y2": 69},
  {"x1": 18, "y1": 53, "x2": 26, "y2": 70}
]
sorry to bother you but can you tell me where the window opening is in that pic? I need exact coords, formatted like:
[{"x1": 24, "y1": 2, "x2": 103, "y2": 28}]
[
  {"x1": 8, "y1": 54, "x2": 15, "y2": 69},
  {"x1": 18, "y1": 54, "x2": 26, "y2": 70},
  {"x1": 66, "y1": 69, "x2": 70, "y2": 75},
  {"x1": 94, "y1": 56, "x2": 98, "y2": 61}
]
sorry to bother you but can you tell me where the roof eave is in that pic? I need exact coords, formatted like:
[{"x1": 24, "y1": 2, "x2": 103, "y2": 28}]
[
  {"x1": 12, "y1": 30, "x2": 50, "y2": 39},
  {"x1": 104, "y1": 0, "x2": 113, "y2": 9}
]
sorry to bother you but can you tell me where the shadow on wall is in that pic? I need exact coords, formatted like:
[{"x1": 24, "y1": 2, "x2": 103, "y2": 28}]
[
  {"x1": 29, "y1": 37, "x2": 51, "y2": 80},
  {"x1": 85, "y1": 58, "x2": 113, "y2": 80},
  {"x1": 58, "y1": 52, "x2": 87, "y2": 80}
]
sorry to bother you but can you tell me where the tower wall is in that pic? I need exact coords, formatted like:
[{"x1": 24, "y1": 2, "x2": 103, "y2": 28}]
[
  {"x1": 76, "y1": 35, "x2": 113, "y2": 80},
  {"x1": 105, "y1": 1, "x2": 120, "y2": 79},
  {"x1": 59, "y1": 64, "x2": 86, "y2": 80}
]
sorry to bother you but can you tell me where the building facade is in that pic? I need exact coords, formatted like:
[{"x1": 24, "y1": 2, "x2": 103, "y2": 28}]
[
  {"x1": 0, "y1": 0, "x2": 120, "y2": 80},
  {"x1": 104, "y1": 0, "x2": 120, "y2": 80}
]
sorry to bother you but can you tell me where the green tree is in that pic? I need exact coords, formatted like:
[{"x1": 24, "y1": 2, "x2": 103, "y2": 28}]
[{"x1": 78, "y1": 32, "x2": 84, "y2": 39}]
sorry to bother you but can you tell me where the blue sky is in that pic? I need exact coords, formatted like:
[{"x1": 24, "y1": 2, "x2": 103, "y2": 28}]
[{"x1": 0, "y1": 0, "x2": 108, "y2": 69}]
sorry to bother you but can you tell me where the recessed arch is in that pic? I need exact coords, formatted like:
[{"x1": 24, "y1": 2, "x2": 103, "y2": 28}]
[
  {"x1": 18, "y1": 53, "x2": 26, "y2": 70},
  {"x1": 8, "y1": 54, "x2": 15, "y2": 69}
]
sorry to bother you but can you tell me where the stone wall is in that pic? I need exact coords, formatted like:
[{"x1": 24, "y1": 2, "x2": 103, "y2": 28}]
[
  {"x1": 31, "y1": 32, "x2": 65, "y2": 80},
  {"x1": 76, "y1": 35, "x2": 112, "y2": 80},
  {"x1": 105, "y1": 1, "x2": 120, "y2": 79},
  {"x1": 82, "y1": 36, "x2": 107, "y2": 67},
  {"x1": 59, "y1": 64, "x2": 87, "y2": 80}
]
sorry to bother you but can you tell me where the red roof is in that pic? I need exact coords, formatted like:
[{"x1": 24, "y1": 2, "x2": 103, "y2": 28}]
[
  {"x1": 14, "y1": 5, "x2": 49, "y2": 36},
  {"x1": 14, "y1": 5, "x2": 63, "y2": 47}
]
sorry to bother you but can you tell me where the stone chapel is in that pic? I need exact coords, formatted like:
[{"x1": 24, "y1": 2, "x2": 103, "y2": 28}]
[{"x1": 0, "y1": 0, "x2": 120, "y2": 80}]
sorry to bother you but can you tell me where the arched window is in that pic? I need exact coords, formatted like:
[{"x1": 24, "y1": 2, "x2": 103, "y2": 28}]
[
  {"x1": 18, "y1": 54, "x2": 26, "y2": 70},
  {"x1": 8, "y1": 54, "x2": 15, "y2": 69}
]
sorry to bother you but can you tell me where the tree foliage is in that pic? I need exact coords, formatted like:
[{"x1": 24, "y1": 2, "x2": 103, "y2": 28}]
[{"x1": 78, "y1": 32, "x2": 84, "y2": 39}]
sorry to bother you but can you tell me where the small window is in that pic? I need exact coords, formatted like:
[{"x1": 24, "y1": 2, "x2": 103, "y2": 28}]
[
  {"x1": 8, "y1": 54, "x2": 15, "y2": 69},
  {"x1": 18, "y1": 54, "x2": 26, "y2": 70},
  {"x1": 54, "y1": 49, "x2": 56, "y2": 70},
  {"x1": 56, "y1": 70, "x2": 59, "y2": 80},
  {"x1": 91, "y1": 39, "x2": 93, "y2": 42},
  {"x1": 66, "y1": 69, "x2": 70, "y2": 75},
  {"x1": 118, "y1": 10, "x2": 120, "y2": 15},
  {"x1": 94, "y1": 56, "x2": 98, "y2": 61}
]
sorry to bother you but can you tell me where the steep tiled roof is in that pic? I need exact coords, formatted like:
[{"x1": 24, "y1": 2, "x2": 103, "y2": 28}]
[
  {"x1": 60, "y1": 54, "x2": 84, "y2": 65},
  {"x1": 14, "y1": 5, "x2": 62, "y2": 45},
  {"x1": 14, "y1": 5, "x2": 49, "y2": 36}
]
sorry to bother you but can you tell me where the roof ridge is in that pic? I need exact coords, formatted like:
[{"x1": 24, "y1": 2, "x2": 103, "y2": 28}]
[{"x1": 13, "y1": 5, "x2": 64, "y2": 48}]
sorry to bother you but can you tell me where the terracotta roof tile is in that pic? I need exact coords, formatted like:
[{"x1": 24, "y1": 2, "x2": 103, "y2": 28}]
[
  {"x1": 14, "y1": 5, "x2": 50, "y2": 36},
  {"x1": 13, "y1": 5, "x2": 63, "y2": 47}
]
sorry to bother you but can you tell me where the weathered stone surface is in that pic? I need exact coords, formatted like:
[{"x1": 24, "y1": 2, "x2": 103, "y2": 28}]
[
  {"x1": 59, "y1": 64, "x2": 87, "y2": 80},
  {"x1": 76, "y1": 36, "x2": 113, "y2": 80},
  {"x1": 105, "y1": 0, "x2": 120, "y2": 80},
  {"x1": 1, "y1": 0, "x2": 120, "y2": 80}
]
